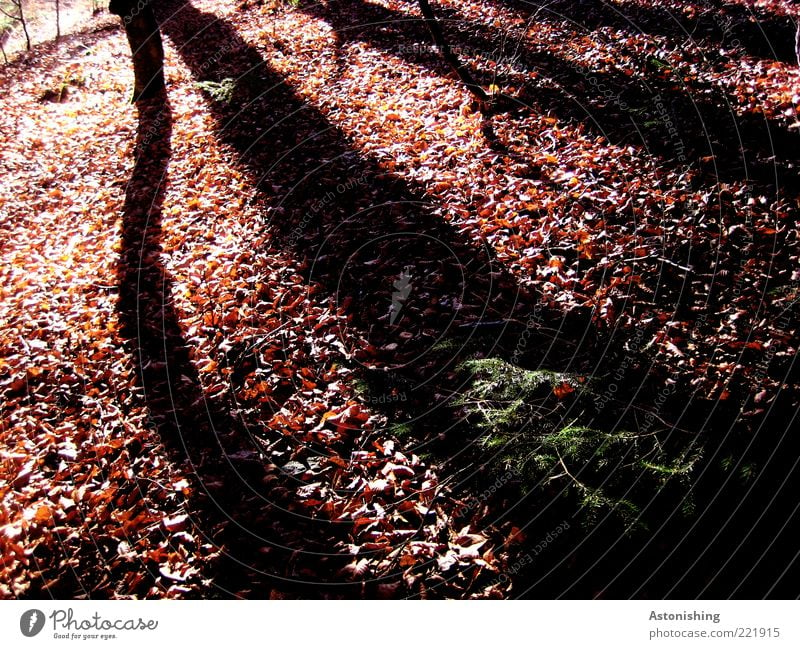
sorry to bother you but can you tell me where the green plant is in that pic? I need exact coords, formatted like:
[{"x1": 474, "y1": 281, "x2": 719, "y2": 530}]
[
  {"x1": 194, "y1": 78, "x2": 237, "y2": 104},
  {"x1": 647, "y1": 55, "x2": 669, "y2": 70},
  {"x1": 268, "y1": 0, "x2": 301, "y2": 9},
  {"x1": 454, "y1": 357, "x2": 699, "y2": 527}
]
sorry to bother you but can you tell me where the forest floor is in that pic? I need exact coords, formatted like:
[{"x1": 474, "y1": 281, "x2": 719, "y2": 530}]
[
  {"x1": 1, "y1": 0, "x2": 100, "y2": 58},
  {"x1": 1, "y1": 0, "x2": 799, "y2": 599}
]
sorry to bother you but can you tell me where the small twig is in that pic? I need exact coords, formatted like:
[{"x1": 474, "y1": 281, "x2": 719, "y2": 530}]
[
  {"x1": 556, "y1": 450, "x2": 589, "y2": 494},
  {"x1": 620, "y1": 256, "x2": 693, "y2": 273}
]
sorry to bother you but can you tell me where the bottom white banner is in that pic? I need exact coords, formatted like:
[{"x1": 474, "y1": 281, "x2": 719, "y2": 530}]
[{"x1": 0, "y1": 600, "x2": 794, "y2": 648}]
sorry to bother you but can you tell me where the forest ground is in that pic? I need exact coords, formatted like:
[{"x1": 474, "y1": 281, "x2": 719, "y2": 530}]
[{"x1": 1, "y1": 0, "x2": 799, "y2": 599}]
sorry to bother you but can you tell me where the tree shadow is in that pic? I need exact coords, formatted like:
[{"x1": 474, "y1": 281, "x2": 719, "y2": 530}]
[
  {"x1": 154, "y1": 0, "x2": 551, "y2": 376},
  {"x1": 144, "y1": 0, "x2": 800, "y2": 598},
  {"x1": 115, "y1": 90, "x2": 367, "y2": 597},
  {"x1": 152, "y1": 0, "x2": 624, "y2": 598},
  {"x1": 297, "y1": 0, "x2": 800, "y2": 187}
]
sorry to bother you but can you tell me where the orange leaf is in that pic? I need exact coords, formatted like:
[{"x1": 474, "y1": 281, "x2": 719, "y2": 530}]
[{"x1": 553, "y1": 382, "x2": 574, "y2": 399}]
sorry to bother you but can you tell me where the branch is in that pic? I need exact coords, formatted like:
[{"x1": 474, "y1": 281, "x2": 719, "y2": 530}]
[
  {"x1": 417, "y1": 0, "x2": 489, "y2": 103},
  {"x1": 0, "y1": 7, "x2": 20, "y2": 20}
]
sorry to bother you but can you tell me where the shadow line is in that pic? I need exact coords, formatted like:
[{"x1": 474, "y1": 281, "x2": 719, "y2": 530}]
[
  {"x1": 115, "y1": 90, "x2": 356, "y2": 597},
  {"x1": 299, "y1": 0, "x2": 800, "y2": 186}
]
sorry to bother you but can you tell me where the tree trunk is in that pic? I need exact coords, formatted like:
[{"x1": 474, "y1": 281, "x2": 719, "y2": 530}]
[
  {"x1": 17, "y1": 0, "x2": 31, "y2": 51},
  {"x1": 109, "y1": 0, "x2": 165, "y2": 101}
]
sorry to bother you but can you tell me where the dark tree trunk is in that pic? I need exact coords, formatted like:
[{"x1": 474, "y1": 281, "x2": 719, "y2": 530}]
[{"x1": 109, "y1": 0, "x2": 165, "y2": 101}]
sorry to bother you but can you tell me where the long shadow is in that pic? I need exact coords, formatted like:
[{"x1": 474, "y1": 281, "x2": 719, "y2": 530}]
[
  {"x1": 150, "y1": 0, "x2": 569, "y2": 599},
  {"x1": 154, "y1": 0, "x2": 545, "y2": 377},
  {"x1": 298, "y1": 0, "x2": 800, "y2": 187},
  {"x1": 149, "y1": 0, "x2": 800, "y2": 598},
  {"x1": 152, "y1": 0, "x2": 638, "y2": 599},
  {"x1": 115, "y1": 90, "x2": 364, "y2": 597},
  {"x1": 311, "y1": 0, "x2": 800, "y2": 599}
]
